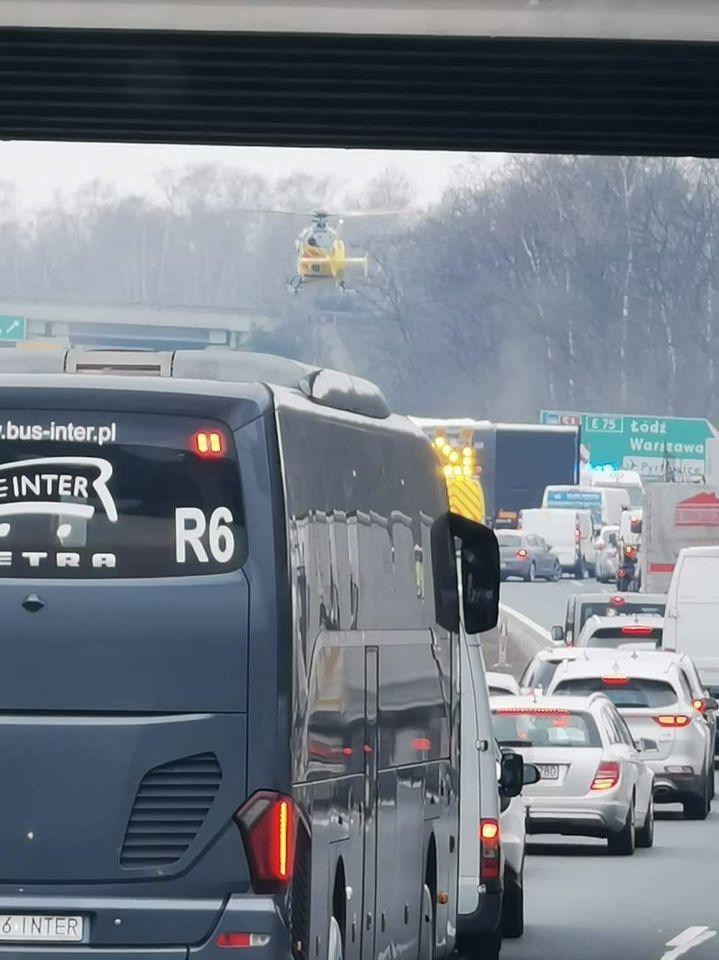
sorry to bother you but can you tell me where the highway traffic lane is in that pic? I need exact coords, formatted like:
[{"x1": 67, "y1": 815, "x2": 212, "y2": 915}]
[
  {"x1": 502, "y1": 793, "x2": 719, "y2": 960},
  {"x1": 500, "y1": 578, "x2": 615, "y2": 631}
]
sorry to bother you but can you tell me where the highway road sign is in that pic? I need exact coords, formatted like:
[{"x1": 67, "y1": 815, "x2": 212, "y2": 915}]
[
  {"x1": 0, "y1": 316, "x2": 26, "y2": 342},
  {"x1": 540, "y1": 409, "x2": 718, "y2": 480}
]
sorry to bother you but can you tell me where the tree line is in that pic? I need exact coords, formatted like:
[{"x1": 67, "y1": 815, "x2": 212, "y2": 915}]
[{"x1": 0, "y1": 155, "x2": 716, "y2": 423}]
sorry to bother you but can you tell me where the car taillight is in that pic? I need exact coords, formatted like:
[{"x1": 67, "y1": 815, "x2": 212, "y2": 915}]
[
  {"x1": 655, "y1": 715, "x2": 691, "y2": 728},
  {"x1": 515, "y1": 549, "x2": 528, "y2": 559},
  {"x1": 234, "y1": 792, "x2": 296, "y2": 893},
  {"x1": 601, "y1": 676, "x2": 628, "y2": 686},
  {"x1": 479, "y1": 819, "x2": 500, "y2": 881},
  {"x1": 621, "y1": 626, "x2": 652, "y2": 636},
  {"x1": 590, "y1": 761, "x2": 620, "y2": 791},
  {"x1": 610, "y1": 596, "x2": 625, "y2": 607},
  {"x1": 692, "y1": 699, "x2": 705, "y2": 713}
]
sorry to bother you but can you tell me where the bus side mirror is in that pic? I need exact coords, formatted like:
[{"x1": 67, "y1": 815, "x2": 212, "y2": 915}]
[
  {"x1": 499, "y1": 751, "x2": 524, "y2": 798},
  {"x1": 449, "y1": 514, "x2": 500, "y2": 634},
  {"x1": 550, "y1": 625, "x2": 565, "y2": 644}
]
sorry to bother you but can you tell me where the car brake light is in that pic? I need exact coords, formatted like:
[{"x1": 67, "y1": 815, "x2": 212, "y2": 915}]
[
  {"x1": 494, "y1": 708, "x2": 569, "y2": 716},
  {"x1": 655, "y1": 715, "x2": 691, "y2": 727},
  {"x1": 479, "y1": 819, "x2": 500, "y2": 881},
  {"x1": 194, "y1": 430, "x2": 224, "y2": 456},
  {"x1": 234, "y1": 792, "x2": 296, "y2": 893},
  {"x1": 590, "y1": 761, "x2": 620, "y2": 791},
  {"x1": 601, "y1": 676, "x2": 628, "y2": 686},
  {"x1": 692, "y1": 699, "x2": 705, "y2": 713},
  {"x1": 610, "y1": 596, "x2": 625, "y2": 606},
  {"x1": 515, "y1": 549, "x2": 528, "y2": 559},
  {"x1": 621, "y1": 626, "x2": 652, "y2": 636}
]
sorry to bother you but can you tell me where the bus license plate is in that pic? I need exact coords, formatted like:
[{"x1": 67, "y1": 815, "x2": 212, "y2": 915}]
[
  {"x1": 0, "y1": 915, "x2": 83, "y2": 942},
  {"x1": 537, "y1": 764, "x2": 559, "y2": 780}
]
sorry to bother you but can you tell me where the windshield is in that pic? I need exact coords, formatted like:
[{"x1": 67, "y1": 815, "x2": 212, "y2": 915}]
[
  {"x1": 553, "y1": 678, "x2": 678, "y2": 709},
  {"x1": 493, "y1": 709, "x2": 602, "y2": 748}
]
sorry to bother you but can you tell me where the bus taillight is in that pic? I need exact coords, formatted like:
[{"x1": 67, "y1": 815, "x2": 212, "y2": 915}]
[{"x1": 235, "y1": 792, "x2": 296, "y2": 893}]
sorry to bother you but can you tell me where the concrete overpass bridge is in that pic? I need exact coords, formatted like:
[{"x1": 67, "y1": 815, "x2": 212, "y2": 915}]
[
  {"x1": 0, "y1": 1, "x2": 716, "y2": 156},
  {"x1": 0, "y1": 298, "x2": 276, "y2": 351}
]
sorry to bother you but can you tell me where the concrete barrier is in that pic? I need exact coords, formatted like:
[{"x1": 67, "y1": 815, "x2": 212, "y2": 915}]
[{"x1": 482, "y1": 604, "x2": 553, "y2": 677}]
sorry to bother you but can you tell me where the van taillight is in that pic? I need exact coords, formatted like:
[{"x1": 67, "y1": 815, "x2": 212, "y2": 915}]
[
  {"x1": 479, "y1": 819, "x2": 500, "y2": 881},
  {"x1": 235, "y1": 792, "x2": 296, "y2": 893},
  {"x1": 574, "y1": 528, "x2": 581, "y2": 542}
]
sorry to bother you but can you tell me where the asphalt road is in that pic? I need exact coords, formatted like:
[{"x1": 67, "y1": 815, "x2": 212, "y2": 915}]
[
  {"x1": 503, "y1": 789, "x2": 718, "y2": 960},
  {"x1": 497, "y1": 579, "x2": 718, "y2": 960},
  {"x1": 500, "y1": 576, "x2": 615, "y2": 631}
]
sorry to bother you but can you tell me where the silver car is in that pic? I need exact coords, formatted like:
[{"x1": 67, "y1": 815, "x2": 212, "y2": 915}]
[
  {"x1": 496, "y1": 531, "x2": 562, "y2": 582},
  {"x1": 548, "y1": 656, "x2": 715, "y2": 820},
  {"x1": 492, "y1": 694, "x2": 655, "y2": 854}
]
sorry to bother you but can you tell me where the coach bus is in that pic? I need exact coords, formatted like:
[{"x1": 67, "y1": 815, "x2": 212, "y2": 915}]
[{"x1": 0, "y1": 348, "x2": 501, "y2": 960}]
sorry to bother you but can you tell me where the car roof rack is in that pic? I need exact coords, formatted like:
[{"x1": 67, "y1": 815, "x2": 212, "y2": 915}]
[{"x1": 0, "y1": 348, "x2": 391, "y2": 420}]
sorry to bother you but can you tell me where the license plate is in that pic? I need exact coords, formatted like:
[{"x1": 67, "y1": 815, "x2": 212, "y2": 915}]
[
  {"x1": 0, "y1": 915, "x2": 83, "y2": 942},
  {"x1": 536, "y1": 764, "x2": 560, "y2": 780}
]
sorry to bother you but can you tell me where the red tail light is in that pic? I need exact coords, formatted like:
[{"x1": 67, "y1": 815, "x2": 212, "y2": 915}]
[
  {"x1": 235, "y1": 792, "x2": 296, "y2": 893},
  {"x1": 590, "y1": 761, "x2": 620, "y2": 791},
  {"x1": 479, "y1": 819, "x2": 500, "y2": 881},
  {"x1": 621, "y1": 626, "x2": 652, "y2": 636},
  {"x1": 655, "y1": 715, "x2": 690, "y2": 728},
  {"x1": 692, "y1": 699, "x2": 705, "y2": 713},
  {"x1": 610, "y1": 596, "x2": 626, "y2": 606},
  {"x1": 515, "y1": 549, "x2": 528, "y2": 559},
  {"x1": 601, "y1": 676, "x2": 628, "y2": 686}
]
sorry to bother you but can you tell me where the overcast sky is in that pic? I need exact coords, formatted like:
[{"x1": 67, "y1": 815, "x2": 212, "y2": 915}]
[{"x1": 0, "y1": 142, "x2": 505, "y2": 211}]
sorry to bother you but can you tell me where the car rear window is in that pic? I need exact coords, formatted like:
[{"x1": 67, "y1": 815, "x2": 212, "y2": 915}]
[
  {"x1": 493, "y1": 708, "x2": 601, "y2": 748},
  {"x1": 579, "y1": 600, "x2": 666, "y2": 628},
  {"x1": 497, "y1": 534, "x2": 522, "y2": 547},
  {"x1": 553, "y1": 677, "x2": 678, "y2": 709},
  {"x1": 523, "y1": 659, "x2": 563, "y2": 691},
  {"x1": 579, "y1": 627, "x2": 663, "y2": 648}
]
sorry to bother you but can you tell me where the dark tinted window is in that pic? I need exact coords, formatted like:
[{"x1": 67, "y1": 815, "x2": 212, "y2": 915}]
[
  {"x1": 493, "y1": 709, "x2": 601, "y2": 748},
  {"x1": 0, "y1": 411, "x2": 245, "y2": 578},
  {"x1": 554, "y1": 677, "x2": 678, "y2": 708}
]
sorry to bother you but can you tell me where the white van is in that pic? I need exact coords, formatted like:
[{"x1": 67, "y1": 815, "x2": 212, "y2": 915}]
[
  {"x1": 520, "y1": 508, "x2": 596, "y2": 578},
  {"x1": 664, "y1": 546, "x2": 719, "y2": 693},
  {"x1": 542, "y1": 484, "x2": 630, "y2": 528},
  {"x1": 458, "y1": 633, "x2": 532, "y2": 958}
]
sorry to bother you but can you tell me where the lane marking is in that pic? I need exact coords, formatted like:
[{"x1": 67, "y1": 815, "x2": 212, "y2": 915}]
[
  {"x1": 499, "y1": 603, "x2": 552, "y2": 643},
  {"x1": 660, "y1": 926, "x2": 716, "y2": 960}
]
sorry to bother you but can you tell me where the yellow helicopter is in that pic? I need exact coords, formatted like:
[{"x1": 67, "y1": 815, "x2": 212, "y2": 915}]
[
  {"x1": 243, "y1": 206, "x2": 404, "y2": 293},
  {"x1": 291, "y1": 211, "x2": 370, "y2": 293}
]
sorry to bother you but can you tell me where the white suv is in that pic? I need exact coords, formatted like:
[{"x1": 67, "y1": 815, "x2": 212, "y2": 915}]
[{"x1": 549, "y1": 655, "x2": 715, "y2": 819}]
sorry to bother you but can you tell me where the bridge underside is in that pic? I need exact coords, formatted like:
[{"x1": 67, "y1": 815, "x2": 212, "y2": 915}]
[{"x1": 0, "y1": 26, "x2": 718, "y2": 156}]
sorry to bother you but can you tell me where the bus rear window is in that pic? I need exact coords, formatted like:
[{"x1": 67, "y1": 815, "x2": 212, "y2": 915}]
[{"x1": 0, "y1": 411, "x2": 245, "y2": 578}]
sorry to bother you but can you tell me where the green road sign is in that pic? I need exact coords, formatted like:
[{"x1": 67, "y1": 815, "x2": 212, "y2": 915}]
[
  {"x1": 540, "y1": 409, "x2": 718, "y2": 480},
  {"x1": 0, "y1": 316, "x2": 26, "y2": 342}
]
